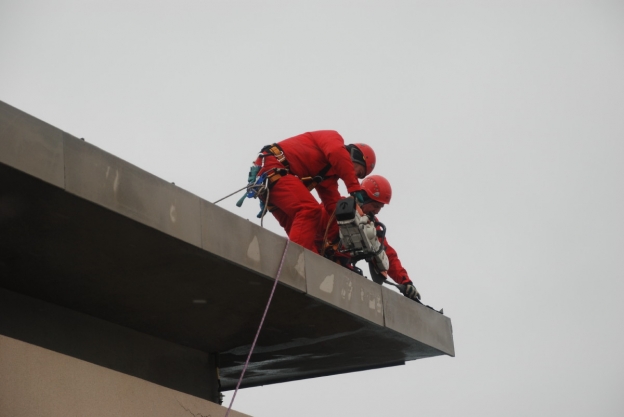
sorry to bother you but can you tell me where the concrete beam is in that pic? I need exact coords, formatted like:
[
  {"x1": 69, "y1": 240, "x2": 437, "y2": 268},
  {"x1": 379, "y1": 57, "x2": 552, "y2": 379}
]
[
  {"x1": 0, "y1": 288, "x2": 220, "y2": 402},
  {"x1": 0, "y1": 100, "x2": 454, "y2": 394}
]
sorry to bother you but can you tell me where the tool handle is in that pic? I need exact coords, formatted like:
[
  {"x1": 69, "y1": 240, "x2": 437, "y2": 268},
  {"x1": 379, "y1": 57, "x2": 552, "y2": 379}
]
[{"x1": 235, "y1": 194, "x2": 247, "y2": 207}]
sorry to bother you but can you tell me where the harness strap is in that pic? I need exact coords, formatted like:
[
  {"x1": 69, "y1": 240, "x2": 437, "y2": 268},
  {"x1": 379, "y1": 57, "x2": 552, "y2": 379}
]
[
  {"x1": 300, "y1": 163, "x2": 332, "y2": 191},
  {"x1": 258, "y1": 143, "x2": 332, "y2": 191},
  {"x1": 260, "y1": 143, "x2": 289, "y2": 168}
]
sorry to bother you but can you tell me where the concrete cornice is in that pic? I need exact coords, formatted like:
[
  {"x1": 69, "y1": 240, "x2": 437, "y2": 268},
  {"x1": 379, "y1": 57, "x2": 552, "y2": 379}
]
[{"x1": 0, "y1": 100, "x2": 454, "y2": 391}]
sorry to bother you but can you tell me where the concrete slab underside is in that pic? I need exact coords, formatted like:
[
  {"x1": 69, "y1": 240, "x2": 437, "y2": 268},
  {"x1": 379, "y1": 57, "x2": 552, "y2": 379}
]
[{"x1": 0, "y1": 100, "x2": 454, "y2": 393}]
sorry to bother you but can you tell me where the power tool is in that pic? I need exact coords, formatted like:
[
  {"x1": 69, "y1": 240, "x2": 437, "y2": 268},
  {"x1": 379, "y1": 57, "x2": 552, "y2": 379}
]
[{"x1": 334, "y1": 197, "x2": 389, "y2": 273}]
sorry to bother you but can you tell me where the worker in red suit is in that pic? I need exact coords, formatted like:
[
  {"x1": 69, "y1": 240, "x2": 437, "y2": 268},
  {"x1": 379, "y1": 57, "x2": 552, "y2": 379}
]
[
  {"x1": 252, "y1": 130, "x2": 376, "y2": 254},
  {"x1": 318, "y1": 175, "x2": 420, "y2": 300}
]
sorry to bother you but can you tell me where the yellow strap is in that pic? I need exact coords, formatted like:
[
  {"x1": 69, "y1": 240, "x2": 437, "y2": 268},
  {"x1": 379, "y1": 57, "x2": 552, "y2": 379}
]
[
  {"x1": 268, "y1": 146, "x2": 287, "y2": 164},
  {"x1": 266, "y1": 170, "x2": 282, "y2": 183},
  {"x1": 299, "y1": 176, "x2": 318, "y2": 191}
]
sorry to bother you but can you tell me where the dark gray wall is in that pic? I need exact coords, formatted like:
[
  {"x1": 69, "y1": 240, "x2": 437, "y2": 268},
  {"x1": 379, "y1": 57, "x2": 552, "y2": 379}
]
[{"x1": 0, "y1": 288, "x2": 220, "y2": 402}]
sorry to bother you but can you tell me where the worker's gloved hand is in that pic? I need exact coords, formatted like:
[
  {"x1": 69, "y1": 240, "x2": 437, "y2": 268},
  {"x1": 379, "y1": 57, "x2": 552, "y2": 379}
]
[
  {"x1": 350, "y1": 190, "x2": 366, "y2": 205},
  {"x1": 403, "y1": 281, "x2": 421, "y2": 300}
]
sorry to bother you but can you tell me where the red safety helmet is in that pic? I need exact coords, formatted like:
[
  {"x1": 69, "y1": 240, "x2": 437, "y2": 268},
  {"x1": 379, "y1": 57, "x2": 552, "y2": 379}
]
[
  {"x1": 361, "y1": 175, "x2": 392, "y2": 205},
  {"x1": 348, "y1": 143, "x2": 376, "y2": 176}
]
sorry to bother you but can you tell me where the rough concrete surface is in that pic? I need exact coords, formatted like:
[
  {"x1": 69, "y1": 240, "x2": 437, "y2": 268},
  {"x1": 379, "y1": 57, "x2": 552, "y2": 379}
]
[{"x1": 0, "y1": 100, "x2": 64, "y2": 188}]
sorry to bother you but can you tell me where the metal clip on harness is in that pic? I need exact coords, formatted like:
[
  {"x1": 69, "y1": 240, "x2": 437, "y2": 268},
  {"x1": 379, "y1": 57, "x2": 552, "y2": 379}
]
[{"x1": 236, "y1": 167, "x2": 269, "y2": 207}]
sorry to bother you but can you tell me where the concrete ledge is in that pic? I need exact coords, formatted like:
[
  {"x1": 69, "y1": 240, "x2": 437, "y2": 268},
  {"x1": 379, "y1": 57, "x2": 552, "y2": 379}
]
[
  {"x1": 0, "y1": 100, "x2": 455, "y2": 393},
  {"x1": 64, "y1": 135, "x2": 203, "y2": 247},
  {"x1": 200, "y1": 200, "x2": 307, "y2": 292},
  {"x1": 306, "y1": 252, "x2": 384, "y2": 326},
  {"x1": 0, "y1": 101, "x2": 64, "y2": 188},
  {"x1": 382, "y1": 287, "x2": 455, "y2": 357}
]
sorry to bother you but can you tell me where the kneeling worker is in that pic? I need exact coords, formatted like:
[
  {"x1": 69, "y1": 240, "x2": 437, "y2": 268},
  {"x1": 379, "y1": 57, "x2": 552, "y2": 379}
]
[
  {"x1": 358, "y1": 175, "x2": 420, "y2": 300},
  {"x1": 319, "y1": 175, "x2": 420, "y2": 301},
  {"x1": 250, "y1": 130, "x2": 376, "y2": 253}
]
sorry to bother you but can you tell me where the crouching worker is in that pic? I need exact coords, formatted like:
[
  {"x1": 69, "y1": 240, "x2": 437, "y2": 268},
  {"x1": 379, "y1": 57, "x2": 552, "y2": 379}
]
[
  {"x1": 243, "y1": 130, "x2": 376, "y2": 254},
  {"x1": 318, "y1": 175, "x2": 421, "y2": 300}
]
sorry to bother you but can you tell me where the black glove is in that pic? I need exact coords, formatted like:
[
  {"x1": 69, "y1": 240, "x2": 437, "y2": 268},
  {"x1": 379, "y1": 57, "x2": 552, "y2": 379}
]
[
  {"x1": 403, "y1": 281, "x2": 421, "y2": 300},
  {"x1": 350, "y1": 190, "x2": 366, "y2": 205}
]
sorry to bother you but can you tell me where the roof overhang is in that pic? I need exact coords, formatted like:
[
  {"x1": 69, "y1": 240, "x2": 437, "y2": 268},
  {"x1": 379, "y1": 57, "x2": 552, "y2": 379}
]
[{"x1": 0, "y1": 100, "x2": 454, "y2": 390}]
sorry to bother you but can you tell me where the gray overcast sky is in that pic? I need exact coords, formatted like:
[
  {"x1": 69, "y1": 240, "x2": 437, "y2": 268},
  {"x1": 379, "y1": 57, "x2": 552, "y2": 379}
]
[{"x1": 2, "y1": 1, "x2": 623, "y2": 416}]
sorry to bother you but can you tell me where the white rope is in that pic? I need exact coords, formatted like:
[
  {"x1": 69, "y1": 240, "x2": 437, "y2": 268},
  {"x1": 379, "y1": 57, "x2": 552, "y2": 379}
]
[
  {"x1": 213, "y1": 184, "x2": 249, "y2": 204},
  {"x1": 223, "y1": 239, "x2": 290, "y2": 417},
  {"x1": 260, "y1": 183, "x2": 269, "y2": 227},
  {"x1": 214, "y1": 183, "x2": 269, "y2": 208}
]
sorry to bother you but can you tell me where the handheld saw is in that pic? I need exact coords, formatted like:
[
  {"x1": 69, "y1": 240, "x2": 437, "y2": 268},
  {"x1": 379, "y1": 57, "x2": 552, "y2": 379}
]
[{"x1": 334, "y1": 197, "x2": 389, "y2": 274}]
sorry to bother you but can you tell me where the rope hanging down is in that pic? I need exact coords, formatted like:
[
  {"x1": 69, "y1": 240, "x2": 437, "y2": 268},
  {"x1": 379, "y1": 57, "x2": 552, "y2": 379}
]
[{"x1": 224, "y1": 239, "x2": 290, "y2": 417}]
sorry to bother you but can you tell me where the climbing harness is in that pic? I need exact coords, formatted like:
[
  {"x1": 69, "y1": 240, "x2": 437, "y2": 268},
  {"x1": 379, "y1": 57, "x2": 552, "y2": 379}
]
[
  {"x1": 233, "y1": 144, "x2": 332, "y2": 223},
  {"x1": 233, "y1": 144, "x2": 288, "y2": 221},
  {"x1": 320, "y1": 208, "x2": 337, "y2": 257},
  {"x1": 224, "y1": 239, "x2": 290, "y2": 417}
]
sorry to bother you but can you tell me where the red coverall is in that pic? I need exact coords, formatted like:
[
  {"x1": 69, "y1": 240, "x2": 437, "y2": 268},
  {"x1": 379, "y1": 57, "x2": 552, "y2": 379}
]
[
  {"x1": 378, "y1": 225, "x2": 411, "y2": 285},
  {"x1": 317, "y1": 208, "x2": 411, "y2": 285},
  {"x1": 259, "y1": 130, "x2": 362, "y2": 253}
]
